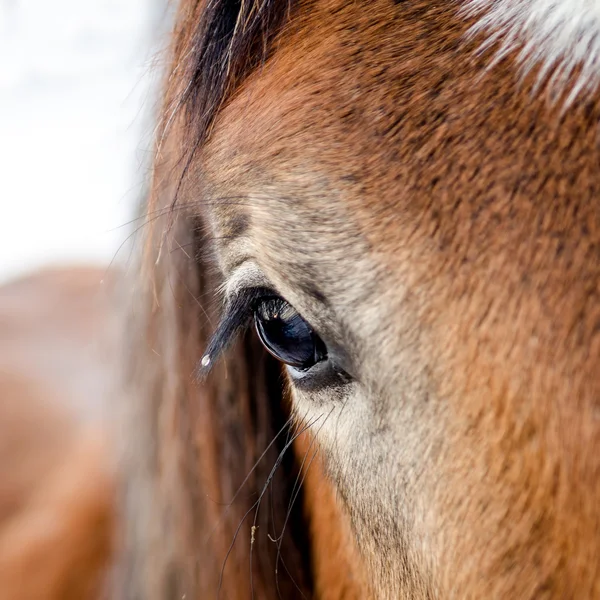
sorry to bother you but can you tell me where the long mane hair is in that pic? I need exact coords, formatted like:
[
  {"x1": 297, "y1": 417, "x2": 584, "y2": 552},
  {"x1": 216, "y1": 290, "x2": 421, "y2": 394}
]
[{"x1": 115, "y1": 1, "x2": 316, "y2": 599}]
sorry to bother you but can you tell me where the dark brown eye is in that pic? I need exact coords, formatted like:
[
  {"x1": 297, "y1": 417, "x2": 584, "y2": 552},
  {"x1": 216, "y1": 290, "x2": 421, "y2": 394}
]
[{"x1": 254, "y1": 296, "x2": 327, "y2": 370}]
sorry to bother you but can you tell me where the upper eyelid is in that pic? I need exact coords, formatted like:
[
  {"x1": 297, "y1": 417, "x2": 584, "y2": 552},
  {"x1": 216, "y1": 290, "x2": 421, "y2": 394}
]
[{"x1": 221, "y1": 260, "x2": 273, "y2": 300}]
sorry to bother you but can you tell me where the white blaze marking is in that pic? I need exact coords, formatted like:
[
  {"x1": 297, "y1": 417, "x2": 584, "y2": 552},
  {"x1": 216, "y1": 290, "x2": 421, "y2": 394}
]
[{"x1": 464, "y1": 0, "x2": 600, "y2": 104}]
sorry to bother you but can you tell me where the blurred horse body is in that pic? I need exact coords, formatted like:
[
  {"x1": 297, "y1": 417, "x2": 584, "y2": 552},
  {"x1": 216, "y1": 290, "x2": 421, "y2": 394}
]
[{"x1": 0, "y1": 268, "x2": 116, "y2": 600}]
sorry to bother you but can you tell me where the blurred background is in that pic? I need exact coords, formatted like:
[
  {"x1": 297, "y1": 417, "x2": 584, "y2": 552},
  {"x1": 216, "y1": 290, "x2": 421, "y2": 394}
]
[
  {"x1": 0, "y1": 5, "x2": 173, "y2": 595},
  {"x1": 0, "y1": 0, "x2": 170, "y2": 283}
]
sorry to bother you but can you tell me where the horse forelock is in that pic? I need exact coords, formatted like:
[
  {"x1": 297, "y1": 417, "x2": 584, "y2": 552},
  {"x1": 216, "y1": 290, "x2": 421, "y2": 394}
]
[
  {"x1": 466, "y1": 0, "x2": 600, "y2": 104},
  {"x1": 162, "y1": 0, "x2": 295, "y2": 164}
]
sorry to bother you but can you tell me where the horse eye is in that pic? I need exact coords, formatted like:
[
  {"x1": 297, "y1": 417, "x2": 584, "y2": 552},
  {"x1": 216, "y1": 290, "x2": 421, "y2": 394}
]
[{"x1": 254, "y1": 296, "x2": 327, "y2": 370}]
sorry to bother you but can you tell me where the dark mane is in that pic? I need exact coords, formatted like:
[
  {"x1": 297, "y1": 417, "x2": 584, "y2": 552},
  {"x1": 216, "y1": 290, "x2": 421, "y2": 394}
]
[{"x1": 166, "y1": 0, "x2": 295, "y2": 156}]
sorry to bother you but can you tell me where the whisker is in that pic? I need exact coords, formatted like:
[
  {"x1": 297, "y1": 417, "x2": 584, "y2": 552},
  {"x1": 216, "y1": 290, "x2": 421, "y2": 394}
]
[
  {"x1": 203, "y1": 413, "x2": 296, "y2": 558},
  {"x1": 216, "y1": 414, "x2": 321, "y2": 599},
  {"x1": 274, "y1": 551, "x2": 310, "y2": 600},
  {"x1": 247, "y1": 415, "x2": 322, "y2": 600},
  {"x1": 274, "y1": 407, "x2": 335, "y2": 597}
]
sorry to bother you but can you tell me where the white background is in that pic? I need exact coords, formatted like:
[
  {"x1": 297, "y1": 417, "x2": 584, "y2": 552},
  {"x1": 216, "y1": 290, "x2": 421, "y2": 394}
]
[{"x1": 0, "y1": 0, "x2": 169, "y2": 283}]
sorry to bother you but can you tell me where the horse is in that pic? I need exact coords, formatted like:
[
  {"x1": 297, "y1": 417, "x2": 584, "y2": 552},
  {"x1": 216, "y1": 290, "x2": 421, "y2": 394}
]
[
  {"x1": 1, "y1": 1, "x2": 598, "y2": 598},
  {"x1": 114, "y1": 0, "x2": 600, "y2": 598}
]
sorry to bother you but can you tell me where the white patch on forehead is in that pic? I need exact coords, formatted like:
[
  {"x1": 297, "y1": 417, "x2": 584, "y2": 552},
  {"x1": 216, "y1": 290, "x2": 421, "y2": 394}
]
[{"x1": 464, "y1": 0, "x2": 600, "y2": 104}]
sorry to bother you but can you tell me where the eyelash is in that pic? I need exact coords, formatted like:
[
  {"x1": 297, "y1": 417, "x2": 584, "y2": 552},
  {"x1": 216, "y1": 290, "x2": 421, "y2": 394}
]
[{"x1": 196, "y1": 287, "x2": 274, "y2": 378}]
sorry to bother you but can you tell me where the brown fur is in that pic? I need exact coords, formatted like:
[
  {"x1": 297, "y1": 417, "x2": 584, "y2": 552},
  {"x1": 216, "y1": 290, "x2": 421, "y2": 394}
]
[{"x1": 120, "y1": 0, "x2": 600, "y2": 598}]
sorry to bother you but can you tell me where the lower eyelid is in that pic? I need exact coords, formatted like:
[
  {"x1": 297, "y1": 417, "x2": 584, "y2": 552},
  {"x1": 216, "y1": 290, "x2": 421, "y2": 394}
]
[{"x1": 285, "y1": 360, "x2": 353, "y2": 391}]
